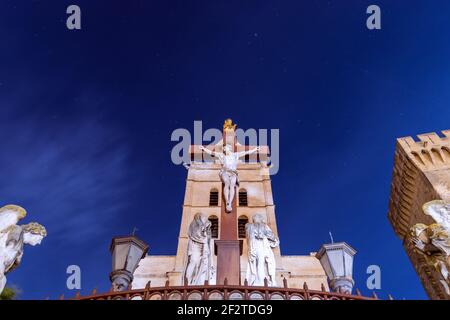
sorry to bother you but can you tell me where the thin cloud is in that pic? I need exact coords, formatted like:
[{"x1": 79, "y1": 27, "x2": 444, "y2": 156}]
[{"x1": 0, "y1": 114, "x2": 133, "y2": 244}]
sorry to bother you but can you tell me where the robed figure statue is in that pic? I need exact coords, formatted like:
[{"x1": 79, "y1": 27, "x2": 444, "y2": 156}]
[
  {"x1": 183, "y1": 213, "x2": 215, "y2": 285},
  {"x1": 245, "y1": 213, "x2": 279, "y2": 287}
]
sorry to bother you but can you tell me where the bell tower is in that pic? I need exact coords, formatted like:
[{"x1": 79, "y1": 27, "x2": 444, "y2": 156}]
[
  {"x1": 132, "y1": 120, "x2": 329, "y2": 291},
  {"x1": 171, "y1": 119, "x2": 277, "y2": 285}
]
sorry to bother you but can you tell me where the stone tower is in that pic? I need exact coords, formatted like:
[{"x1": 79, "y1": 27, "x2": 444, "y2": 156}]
[
  {"x1": 388, "y1": 130, "x2": 450, "y2": 299},
  {"x1": 132, "y1": 120, "x2": 329, "y2": 290},
  {"x1": 175, "y1": 119, "x2": 279, "y2": 286}
]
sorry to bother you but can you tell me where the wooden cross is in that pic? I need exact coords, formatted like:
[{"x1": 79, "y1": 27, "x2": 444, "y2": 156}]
[{"x1": 188, "y1": 119, "x2": 269, "y2": 285}]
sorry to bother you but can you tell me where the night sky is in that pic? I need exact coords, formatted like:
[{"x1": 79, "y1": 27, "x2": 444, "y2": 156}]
[{"x1": 2, "y1": 0, "x2": 450, "y2": 299}]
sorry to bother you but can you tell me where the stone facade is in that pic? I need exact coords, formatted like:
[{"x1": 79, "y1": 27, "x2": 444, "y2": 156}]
[
  {"x1": 388, "y1": 130, "x2": 450, "y2": 299},
  {"x1": 133, "y1": 141, "x2": 329, "y2": 291}
]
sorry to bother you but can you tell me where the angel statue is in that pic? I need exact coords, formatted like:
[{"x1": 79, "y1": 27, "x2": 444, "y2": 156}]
[
  {"x1": 0, "y1": 205, "x2": 47, "y2": 294},
  {"x1": 246, "y1": 213, "x2": 279, "y2": 287},
  {"x1": 200, "y1": 144, "x2": 259, "y2": 212},
  {"x1": 183, "y1": 212, "x2": 215, "y2": 285},
  {"x1": 410, "y1": 200, "x2": 450, "y2": 295}
]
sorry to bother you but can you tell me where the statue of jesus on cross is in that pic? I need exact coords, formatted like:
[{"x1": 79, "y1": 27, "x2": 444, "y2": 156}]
[{"x1": 200, "y1": 144, "x2": 259, "y2": 212}]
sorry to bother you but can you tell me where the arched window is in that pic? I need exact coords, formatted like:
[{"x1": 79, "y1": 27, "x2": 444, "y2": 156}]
[
  {"x1": 238, "y1": 189, "x2": 248, "y2": 206},
  {"x1": 238, "y1": 215, "x2": 248, "y2": 238},
  {"x1": 209, "y1": 188, "x2": 219, "y2": 206},
  {"x1": 208, "y1": 215, "x2": 219, "y2": 239}
]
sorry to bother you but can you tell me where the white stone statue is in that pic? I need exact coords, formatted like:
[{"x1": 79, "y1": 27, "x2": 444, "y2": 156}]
[
  {"x1": 0, "y1": 205, "x2": 47, "y2": 294},
  {"x1": 422, "y1": 200, "x2": 450, "y2": 232},
  {"x1": 183, "y1": 213, "x2": 215, "y2": 285},
  {"x1": 245, "y1": 213, "x2": 279, "y2": 287},
  {"x1": 411, "y1": 200, "x2": 450, "y2": 295},
  {"x1": 200, "y1": 144, "x2": 259, "y2": 212}
]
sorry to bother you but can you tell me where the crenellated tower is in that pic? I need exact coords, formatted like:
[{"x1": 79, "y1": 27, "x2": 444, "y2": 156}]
[{"x1": 388, "y1": 130, "x2": 450, "y2": 299}]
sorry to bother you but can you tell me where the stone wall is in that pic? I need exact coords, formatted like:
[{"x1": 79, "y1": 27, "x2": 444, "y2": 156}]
[{"x1": 388, "y1": 130, "x2": 450, "y2": 299}]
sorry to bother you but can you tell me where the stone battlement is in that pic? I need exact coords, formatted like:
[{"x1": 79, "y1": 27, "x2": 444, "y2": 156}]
[
  {"x1": 397, "y1": 130, "x2": 450, "y2": 170},
  {"x1": 398, "y1": 130, "x2": 450, "y2": 148}
]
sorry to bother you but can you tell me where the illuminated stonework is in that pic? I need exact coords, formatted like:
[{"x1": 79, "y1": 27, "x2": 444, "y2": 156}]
[
  {"x1": 69, "y1": 120, "x2": 377, "y2": 301},
  {"x1": 132, "y1": 121, "x2": 329, "y2": 291},
  {"x1": 388, "y1": 130, "x2": 450, "y2": 299}
]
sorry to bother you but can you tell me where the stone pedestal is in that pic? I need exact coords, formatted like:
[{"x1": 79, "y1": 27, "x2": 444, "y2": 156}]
[
  {"x1": 215, "y1": 177, "x2": 241, "y2": 285},
  {"x1": 215, "y1": 240, "x2": 241, "y2": 285}
]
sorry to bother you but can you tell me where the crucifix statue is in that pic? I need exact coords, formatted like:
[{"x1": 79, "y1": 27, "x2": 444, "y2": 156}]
[
  {"x1": 190, "y1": 119, "x2": 265, "y2": 285},
  {"x1": 200, "y1": 144, "x2": 259, "y2": 212}
]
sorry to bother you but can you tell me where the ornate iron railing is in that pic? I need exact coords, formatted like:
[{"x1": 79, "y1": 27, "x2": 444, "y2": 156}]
[{"x1": 69, "y1": 280, "x2": 377, "y2": 300}]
